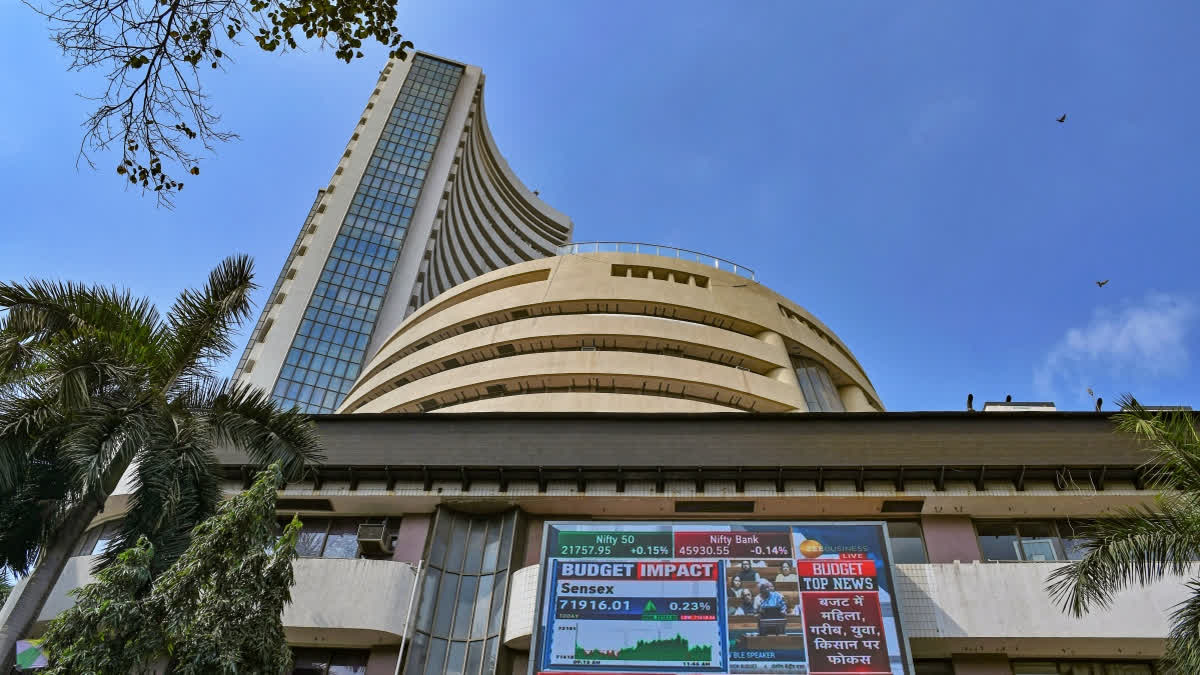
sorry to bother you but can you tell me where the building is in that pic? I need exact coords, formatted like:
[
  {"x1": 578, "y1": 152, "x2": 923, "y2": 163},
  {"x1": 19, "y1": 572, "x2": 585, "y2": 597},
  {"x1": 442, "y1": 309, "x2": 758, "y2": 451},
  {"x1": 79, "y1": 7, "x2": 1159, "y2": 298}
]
[
  {"x1": 232, "y1": 52, "x2": 573, "y2": 413},
  {"x1": 36, "y1": 412, "x2": 1173, "y2": 675},
  {"x1": 339, "y1": 245, "x2": 881, "y2": 415},
  {"x1": 7, "y1": 52, "x2": 1183, "y2": 675}
]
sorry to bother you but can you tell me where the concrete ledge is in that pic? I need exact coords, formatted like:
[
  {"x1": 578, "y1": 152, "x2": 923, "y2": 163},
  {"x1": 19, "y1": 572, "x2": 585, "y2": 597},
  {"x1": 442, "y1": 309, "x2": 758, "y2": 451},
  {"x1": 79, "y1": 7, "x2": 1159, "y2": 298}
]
[
  {"x1": 285, "y1": 558, "x2": 417, "y2": 647},
  {"x1": 895, "y1": 562, "x2": 1175, "y2": 657},
  {"x1": 26, "y1": 556, "x2": 417, "y2": 649}
]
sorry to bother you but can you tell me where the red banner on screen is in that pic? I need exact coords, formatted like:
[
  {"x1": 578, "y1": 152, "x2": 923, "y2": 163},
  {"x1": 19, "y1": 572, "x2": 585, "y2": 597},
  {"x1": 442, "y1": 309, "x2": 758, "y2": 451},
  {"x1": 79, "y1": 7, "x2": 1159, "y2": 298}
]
[
  {"x1": 795, "y1": 559, "x2": 877, "y2": 577},
  {"x1": 673, "y1": 530, "x2": 794, "y2": 558},
  {"x1": 801, "y1": 591, "x2": 890, "y2": 674},
  {"x1": 635, "y1": 561, "x2": 719, "y2": 580}
]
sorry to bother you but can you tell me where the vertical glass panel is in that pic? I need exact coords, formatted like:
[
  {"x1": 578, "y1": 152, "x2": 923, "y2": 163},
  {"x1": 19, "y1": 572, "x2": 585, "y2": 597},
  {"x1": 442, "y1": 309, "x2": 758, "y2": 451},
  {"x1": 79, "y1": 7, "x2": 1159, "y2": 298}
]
[
  {"x1": 428, "y1": 511, "x2": 452, "y2": 568},
  {"x1": 433, "y1": 572, "x2": 460, "y2": 636},
  {"x1": 445, "y1": 641, "x2": 467, "y2": 675},
  {"x1": 423, "y1": 638, "x2": 447, "y2": 675},
  {"x1": 403, "y1": 632, "x2": 429, "y2": 675},
  {"x1": 481, "y1": 520, "x2": 502, "y2": 573},
  {"x1": 463, "y1": 520, "x2": 486, "y2": 575},
  {"x1": 887, "y1": 521, "x2": 928, "y2": 564},
  {"x1": 92, "y1": 521, "x2": 120, "y2": 555},
  {"x1": 976, "y1": 522, "x2": 1020, "y2": 561},
  {"x1": 323, "y1": 520, "x2": 360, "y2": 559},
  {"x1": 444, "y1": 515, "x2": 469, "y2": 572},
  {"x1": 498, "y1": 512, "x2": 516, "y2": 568},
  {"x1": 77, "y1": 526, "x2": 101, "y2": 556},
  {"x1": 465, "y1": 641, "x2": 484, "y2": 675},
  {"x1": 471, "y1": 575, "x2": 494, "y2": 639},
  {"x1": 415, "y1": 568, "x2": 441, "y2": 633},
  {"x1": 483, "y1": 637, "x2": 499, "y2": 675},
  {"x1": 488, "y1": 570, "x2": 508, "y2": 635},
  {"x1": 453, "y1": 576, "x2": 478, "y2": 640},
  {"x1": 296, "y1": 518, "x2": 329, "y2": 557}
]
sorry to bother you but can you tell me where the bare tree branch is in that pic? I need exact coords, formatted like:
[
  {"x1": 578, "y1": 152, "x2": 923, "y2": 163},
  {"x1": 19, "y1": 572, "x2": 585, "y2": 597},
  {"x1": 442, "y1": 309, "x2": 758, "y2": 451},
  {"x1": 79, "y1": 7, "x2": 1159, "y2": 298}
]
[{"x1": 21, "y1": 0, "x2": 414, "y2": 208}]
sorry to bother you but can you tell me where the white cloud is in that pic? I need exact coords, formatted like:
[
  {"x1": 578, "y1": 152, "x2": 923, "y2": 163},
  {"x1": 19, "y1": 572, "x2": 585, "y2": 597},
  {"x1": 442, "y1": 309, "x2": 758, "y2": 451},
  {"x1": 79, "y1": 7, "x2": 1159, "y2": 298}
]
[{"x1": 1034, "y1": 293, "x2": 1197, "y2": 399}]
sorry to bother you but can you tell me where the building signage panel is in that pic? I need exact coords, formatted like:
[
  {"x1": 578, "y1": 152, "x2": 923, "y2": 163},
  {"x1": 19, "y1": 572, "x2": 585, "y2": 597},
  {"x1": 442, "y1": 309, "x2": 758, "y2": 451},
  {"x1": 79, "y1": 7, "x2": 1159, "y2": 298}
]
[{"x1": 531, "y1": 522, "x2": 911, "y2": 675}]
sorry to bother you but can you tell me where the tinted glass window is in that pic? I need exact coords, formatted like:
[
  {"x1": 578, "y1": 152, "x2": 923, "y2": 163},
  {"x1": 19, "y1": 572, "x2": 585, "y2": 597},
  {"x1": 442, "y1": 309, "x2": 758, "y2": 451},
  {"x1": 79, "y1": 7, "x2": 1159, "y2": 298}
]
[
  {"x1": 976, "y1": 521, "x2": 1021, "y2": 561},
  {"x1": 887, "y1": 521, "x2": 927, "y2": 564}
]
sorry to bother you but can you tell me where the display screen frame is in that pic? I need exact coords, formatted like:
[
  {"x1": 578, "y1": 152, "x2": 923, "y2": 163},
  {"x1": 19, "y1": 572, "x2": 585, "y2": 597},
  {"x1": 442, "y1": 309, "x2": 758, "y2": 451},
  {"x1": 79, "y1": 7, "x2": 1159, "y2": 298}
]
[{"x1": 527, "y1": 520, "x2": 916, "y2": 675}]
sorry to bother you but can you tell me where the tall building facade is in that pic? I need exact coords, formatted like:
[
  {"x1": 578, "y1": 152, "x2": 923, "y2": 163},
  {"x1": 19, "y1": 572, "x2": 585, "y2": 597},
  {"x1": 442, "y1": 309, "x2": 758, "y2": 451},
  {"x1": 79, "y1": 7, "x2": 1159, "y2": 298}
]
[{"x1": 233, "y1": 53, "x2": 572, "y2": 413}]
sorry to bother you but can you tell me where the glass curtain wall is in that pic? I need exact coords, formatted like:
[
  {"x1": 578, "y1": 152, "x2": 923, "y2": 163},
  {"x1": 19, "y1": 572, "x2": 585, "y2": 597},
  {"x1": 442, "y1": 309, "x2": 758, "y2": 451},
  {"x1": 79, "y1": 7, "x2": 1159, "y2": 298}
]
[
  {"x1": 404, "y1": 508, "x2": 519, "y2": 675},
  {"x1": 273, "y1": 55, "x2": 464, "y2": 413}
]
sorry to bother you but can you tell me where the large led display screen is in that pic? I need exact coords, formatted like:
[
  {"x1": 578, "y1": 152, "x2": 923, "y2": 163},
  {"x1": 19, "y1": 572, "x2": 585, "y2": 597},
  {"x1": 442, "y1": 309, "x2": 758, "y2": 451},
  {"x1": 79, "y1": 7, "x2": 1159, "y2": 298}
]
[{"x1": 530, "y1": 522, "x2": 912, "y2": 675}]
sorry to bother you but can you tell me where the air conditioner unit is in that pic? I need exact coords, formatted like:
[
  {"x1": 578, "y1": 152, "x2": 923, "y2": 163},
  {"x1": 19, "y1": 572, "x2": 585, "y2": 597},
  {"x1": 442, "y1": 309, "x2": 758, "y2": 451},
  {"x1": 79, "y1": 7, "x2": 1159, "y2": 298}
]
[{"x1": 356, "y1": 523, "x2": 393, "y2": 556}]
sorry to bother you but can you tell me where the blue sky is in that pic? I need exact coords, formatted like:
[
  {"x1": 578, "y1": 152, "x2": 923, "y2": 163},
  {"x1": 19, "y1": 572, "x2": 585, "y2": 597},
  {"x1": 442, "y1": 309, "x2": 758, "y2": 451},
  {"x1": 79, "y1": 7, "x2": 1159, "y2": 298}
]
[{"x1": 2, "y1": 1, "x2": 1198, "y2": 412}]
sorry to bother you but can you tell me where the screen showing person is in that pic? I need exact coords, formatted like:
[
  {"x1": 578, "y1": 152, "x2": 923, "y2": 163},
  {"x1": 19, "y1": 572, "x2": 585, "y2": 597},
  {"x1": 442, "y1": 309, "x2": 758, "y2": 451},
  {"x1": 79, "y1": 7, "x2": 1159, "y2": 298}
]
[
  {"x1": 729, "y1": 585, "x2": 754, "y2": 616},
  {"x1": 735, "y1": 559, "x2": 761, "y2": 583},
  {"x1": 775, "y1": 560, "x2": 797, "y2": 583},
  {"x1": 753, "y1": 580, "x2": 788, "y2": 617}
]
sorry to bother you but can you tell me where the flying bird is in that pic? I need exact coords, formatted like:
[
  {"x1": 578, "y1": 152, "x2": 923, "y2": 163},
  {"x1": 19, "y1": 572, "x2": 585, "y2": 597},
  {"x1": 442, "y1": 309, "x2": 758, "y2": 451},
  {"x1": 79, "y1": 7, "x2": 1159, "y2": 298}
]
[
  {"x1": 1087, "y1": 387, "x2": 1094, "y2": 398},
  {"x1": 1096, "y1": 280, "x2": 1109, "y2": 288},
  {"x1": 1057, "y1": 114, "x2": 1067, "y2": 123}
]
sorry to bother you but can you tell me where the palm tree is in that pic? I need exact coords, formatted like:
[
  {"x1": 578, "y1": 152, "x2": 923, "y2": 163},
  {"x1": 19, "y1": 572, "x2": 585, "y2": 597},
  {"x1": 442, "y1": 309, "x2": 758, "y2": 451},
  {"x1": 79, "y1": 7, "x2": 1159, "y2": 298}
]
[
  {"x1": 0, "y1": 255, "x2": 323, "y2": 670},
  {"x1": 1048, "y1": 395, "x2": 1200, "y2": 670}
]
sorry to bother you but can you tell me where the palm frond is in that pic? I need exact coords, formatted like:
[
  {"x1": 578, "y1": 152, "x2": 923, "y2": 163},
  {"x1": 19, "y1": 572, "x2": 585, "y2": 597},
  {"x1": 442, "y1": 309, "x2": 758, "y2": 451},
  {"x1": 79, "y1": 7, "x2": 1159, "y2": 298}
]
[
  {"x1": 1166, "y1": 579, "x2": 1200, "y2": 672},
  {"x1": 102, "y1": 433, "x2": 221, "y2": 573},
  {"x1": 199, "y1": 379, "x2": 323, "y2": 480},
  {"x1": 157, "y1": 255, "x2": 256, "y2": 393},
  {"x1": 57, "y1": 403, "x2": 148, "y2": 503},
  {"x1": 1114, "y1": 394, "x2": 1200, "y2": 492},
  {"x1": 0, "y1": 280, "x2": 161, "y2": 366},
  {"x1": 1047, "y1": 492, "x2": 1200, "y2": 616}
]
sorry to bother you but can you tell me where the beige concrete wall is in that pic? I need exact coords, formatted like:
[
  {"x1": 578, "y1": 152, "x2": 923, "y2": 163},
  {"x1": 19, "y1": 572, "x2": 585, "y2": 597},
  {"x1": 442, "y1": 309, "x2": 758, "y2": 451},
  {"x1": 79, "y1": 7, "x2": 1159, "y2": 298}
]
[
  {"x1": 284, "y1": 558, "x2": 417, "y2": 647},
  {"x1": 896, "y1": 562, "x2": 1178, "y2": 658},
  {"x1": 29, "y1": 556, "x2": 417, "y2": 648},
  {"x1": 343, "y1": 252, "x2": 881, "y2": 414}
]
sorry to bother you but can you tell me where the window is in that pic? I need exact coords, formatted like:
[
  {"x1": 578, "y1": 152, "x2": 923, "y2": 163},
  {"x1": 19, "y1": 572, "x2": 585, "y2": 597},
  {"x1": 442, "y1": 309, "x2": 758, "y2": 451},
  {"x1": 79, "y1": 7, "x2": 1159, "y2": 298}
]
[
  {"x1": 291, "y1": 648, "x2": 368, "y2": 674},
  {"x1": 1013, "y1": 660, "x2": 1155, "y2": 674},
  {"x1": 975, "y1": 520, "x2": 1090, "y2": 562},
  {"x1": 887, "y1": 521, "x2": 928, "y2": 564},
  {"x1": 74, "y1": 520, "x2": 122, "y2": 557},
  {"x1": 282, "y1": 517, "x2": 400, "y2": 559},
  {"x1": 792, "y1": 357, "x2": 845, "y2": 412},
  {"x1": 404, "y1": 508, "x2": 518, "y2": 675}
]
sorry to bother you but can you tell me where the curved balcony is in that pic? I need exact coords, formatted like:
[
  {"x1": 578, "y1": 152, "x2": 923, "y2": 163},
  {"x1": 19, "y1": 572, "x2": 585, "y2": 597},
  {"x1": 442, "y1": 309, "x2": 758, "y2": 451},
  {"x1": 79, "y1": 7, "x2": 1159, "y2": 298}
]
[{"x1": 558, "y1": 242, "x2": 756, "y2": 281}]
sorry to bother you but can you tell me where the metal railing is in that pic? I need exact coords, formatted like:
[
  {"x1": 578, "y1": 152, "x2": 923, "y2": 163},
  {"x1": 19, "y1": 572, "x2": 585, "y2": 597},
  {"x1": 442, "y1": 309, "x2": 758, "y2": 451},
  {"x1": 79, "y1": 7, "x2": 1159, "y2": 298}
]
[{"x1": 556, "y1": 242, "x2": 756, "y2": 281}]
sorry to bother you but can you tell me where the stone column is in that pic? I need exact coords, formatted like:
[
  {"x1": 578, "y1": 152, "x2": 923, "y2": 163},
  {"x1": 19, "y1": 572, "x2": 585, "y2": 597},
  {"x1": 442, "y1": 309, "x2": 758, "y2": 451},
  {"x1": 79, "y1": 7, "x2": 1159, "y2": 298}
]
[
  {"x1": 754, "y1": 331, "x2": 805, "y2": 412},
  {"x1": 837, "y1": 383, "x2": 876, "y2": 412},
  {"x1": 921, "y1": 515, "x2": 981, "y2": 563}
]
